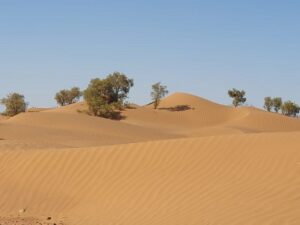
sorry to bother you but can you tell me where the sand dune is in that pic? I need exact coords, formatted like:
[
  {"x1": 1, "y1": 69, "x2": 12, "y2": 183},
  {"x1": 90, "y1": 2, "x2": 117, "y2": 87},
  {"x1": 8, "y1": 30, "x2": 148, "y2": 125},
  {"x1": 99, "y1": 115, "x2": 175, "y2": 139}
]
[
  {"x1": 1, "y1": 92, "x2": 300, "y2": 149},
  {"x1": 0, "y1": 92, "x2": 300, "y2": 224},
  {"x1": 123, "y1": 92, "x2": 300, "y2": 135},
  {"x1": 0, "y1": 133, "x2": 299, "y2": 225},
  {"x1": 0, "y1": 110, "x2": 177, "y2": 150}
]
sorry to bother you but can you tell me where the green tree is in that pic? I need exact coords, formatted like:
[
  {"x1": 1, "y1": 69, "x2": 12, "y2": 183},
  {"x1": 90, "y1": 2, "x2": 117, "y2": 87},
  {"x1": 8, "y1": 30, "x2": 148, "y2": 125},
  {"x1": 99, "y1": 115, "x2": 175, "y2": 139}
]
[
  {"x1": 68, "y1": 87, "x2": 82, "y2": 104},
  {"x1": 84, "y1": 78, "x2": 111, "y2": 116},
  {"x1": 1, "y1": 93, "x2": 27, "y2": 116},
  {"x1": 83, "y1": 73, "x2": 133, "y2": 118},
  {"x1": 55, "y1": 87, "x2": 82, "y2": 106},
  {"x1": 281, "y1": 101, "x2": 300, "y2": 117},
  {"x1": 55, "y1": 90, "x2": 69, "y2": 106},
  {"x1": 264, "y1": 97, "x2": 273, "y2": 112},
  {"x1": 106, "y1": 72, "x2": 134, "y2": 104},
  {"x1": 151, "y1": 82, "x2": 168, "y2": 109},
  {"x1": 272, "y1": 97, "x2": 282, "y2": 113},
  {"x1": 228, "y1": 88, "x2": 247, "y2": 107}
]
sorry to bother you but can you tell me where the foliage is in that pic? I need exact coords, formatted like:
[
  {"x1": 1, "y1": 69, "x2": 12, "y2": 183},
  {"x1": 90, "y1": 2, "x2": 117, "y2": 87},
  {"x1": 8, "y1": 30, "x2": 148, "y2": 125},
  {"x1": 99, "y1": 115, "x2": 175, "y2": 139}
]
[
  {"x1": 1, "y1": 93, "x2": 27, "y2": 116},
  {"x1": 55, "y1": 87, "x2": 82, "y2": 106},
  {"x1": 106, "y1": 72, "x2": 134, "y2": 104},
  {"x1": 272, "y1": 97, "x2": 282, "y2": 113},
  {"x1": 151, "y1": 82, "x2": 168, "y2": 109},
  {"x1": 83, "y1": 72, "x2": 133, "y2": 118},
  {"x1": 264, "y1": 97, "x2": 273, "y2": 112},
  {"x1": 228, "y1": 88, "x2": 247, "y2": 107},
  {"x1": 281, "y1": 101, "x2": 300, "y2": 117}
]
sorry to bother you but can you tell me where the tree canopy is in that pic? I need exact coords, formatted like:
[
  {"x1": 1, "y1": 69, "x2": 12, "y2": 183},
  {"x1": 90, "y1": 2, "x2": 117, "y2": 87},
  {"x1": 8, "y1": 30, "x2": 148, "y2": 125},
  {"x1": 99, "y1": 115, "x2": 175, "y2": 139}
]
[
  {"x1": 263, "y1": 97, "x2": 282, "y2": 113},
  {"x1": 55, "y1": 87, "x2": 82, "y2": 106},
  {"x1": 264, "y1": 97, "x2": 273, "y2": 112},
  {"x1": 281, "y1": 101, "x2": 300, "y2": 117},
  {"x1": 83, "y1": 72, "x2": 133, "y2": 118},
  {"x1": 151, "y1": 82, "x2": 168, "y2": 109},
  {"x1": 228, "y1": 88, "x2": 247, "y2": 107},
  {"x1": 1, "y1": 93, "x2": 27, "y2": 116},
  {"x1": 273, "y1": 97, "x2": 282, "y2": 113}
]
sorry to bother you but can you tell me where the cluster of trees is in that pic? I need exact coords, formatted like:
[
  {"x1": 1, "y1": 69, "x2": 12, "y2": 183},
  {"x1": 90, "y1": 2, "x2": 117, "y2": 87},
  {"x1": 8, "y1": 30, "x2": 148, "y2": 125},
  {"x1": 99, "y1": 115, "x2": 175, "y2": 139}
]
[
  {"x1": 0, "y1": 71, "x2": 169, "y2": 119},
  {"x1": 83, "y1": 72, "x2": 134, "y2": 118},
  {"x1": 263, "y1": 97, "x2": 282, "y2": 113},
  {"x1": 82, "y1": 73, "x2": 168, "y2": 118},
  {"x1": 54, "y1": 73, "x2": 169, "y2": 118},
  {"x1": 264, "y1": 97, "x2": 299, "y2": 117},
  {"x1": 1, "y1": 76, "x2": 299, "y2": 119},
  {"x1": 227, "y1": 89, "x2": 300, "y2": 117},
  {"x1": 55, "y1": 87, "x2": 82, "y2": 106}
]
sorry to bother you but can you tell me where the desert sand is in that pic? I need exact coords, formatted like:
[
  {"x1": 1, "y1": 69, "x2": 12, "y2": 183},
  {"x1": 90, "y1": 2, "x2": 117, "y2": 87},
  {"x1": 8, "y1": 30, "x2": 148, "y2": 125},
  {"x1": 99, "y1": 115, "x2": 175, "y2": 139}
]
[{"x1": 0, "y1": 92, "x2": 299, "y2": 225}]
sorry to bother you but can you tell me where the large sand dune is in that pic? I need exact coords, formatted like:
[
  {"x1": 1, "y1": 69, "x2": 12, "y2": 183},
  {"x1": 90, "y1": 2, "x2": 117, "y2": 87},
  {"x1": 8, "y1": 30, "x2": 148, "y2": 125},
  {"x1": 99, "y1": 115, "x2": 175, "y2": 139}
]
[
  {"x1": 0, "y1": 92, "x2": 299, "y2": 224},
  {"x1": 0, "y1": 133, "x2": 300, "y2": 225},
  {"x1": 123, "y1": 93, "x2": 300, "y2": 136}
]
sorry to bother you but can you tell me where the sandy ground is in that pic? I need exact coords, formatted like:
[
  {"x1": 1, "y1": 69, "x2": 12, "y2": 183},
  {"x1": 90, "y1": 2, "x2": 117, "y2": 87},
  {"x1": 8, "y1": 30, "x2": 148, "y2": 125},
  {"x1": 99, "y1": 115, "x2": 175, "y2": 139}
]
[{"x1": 0, "y1": 92, "x2": 299, "y2": 225}]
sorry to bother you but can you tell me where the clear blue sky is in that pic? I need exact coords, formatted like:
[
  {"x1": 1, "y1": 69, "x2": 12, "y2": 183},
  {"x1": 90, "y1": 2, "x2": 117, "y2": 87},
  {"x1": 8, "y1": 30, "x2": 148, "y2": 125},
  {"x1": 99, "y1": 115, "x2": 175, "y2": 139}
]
[{"x1": 0, "y1": 0, "x2": 300, "y2": 109}]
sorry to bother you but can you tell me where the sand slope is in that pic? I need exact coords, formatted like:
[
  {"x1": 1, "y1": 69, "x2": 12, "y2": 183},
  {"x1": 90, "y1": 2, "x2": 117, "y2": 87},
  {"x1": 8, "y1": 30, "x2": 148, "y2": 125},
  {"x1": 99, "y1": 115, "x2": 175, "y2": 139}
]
[
  {"x1": 123, "y1": 92, "x2": 300, "y2": 135},
  {"x1": 0, "y1": 92, "x2": 300, "y2": 224},
  {"x1": 1, "y1": 92, "x2": 300, "y2": 149},
  {"x1": 0, "y1": 133, "x2": 299, "y2": 225},
  {"x1": 0, "y1": 108, "x2": 177, "y2": 150}
]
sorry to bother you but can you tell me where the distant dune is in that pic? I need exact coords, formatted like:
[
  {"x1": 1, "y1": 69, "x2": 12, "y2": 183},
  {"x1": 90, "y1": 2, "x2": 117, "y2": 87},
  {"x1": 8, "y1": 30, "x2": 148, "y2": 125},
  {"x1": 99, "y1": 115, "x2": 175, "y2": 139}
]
[
  {"x1": 0, "y1": 92, "x2": 300, "y2": 225},
  {"x1": 1, "y1": 92, "x2": 300, "y2": 149}
]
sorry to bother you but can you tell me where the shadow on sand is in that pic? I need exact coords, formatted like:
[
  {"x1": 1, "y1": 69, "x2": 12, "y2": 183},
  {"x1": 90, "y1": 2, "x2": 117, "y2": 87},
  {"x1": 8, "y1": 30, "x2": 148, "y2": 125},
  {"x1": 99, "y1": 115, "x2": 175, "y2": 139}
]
[{"x1": 159, "y1": 104, "x2": 194, "y2": 112}]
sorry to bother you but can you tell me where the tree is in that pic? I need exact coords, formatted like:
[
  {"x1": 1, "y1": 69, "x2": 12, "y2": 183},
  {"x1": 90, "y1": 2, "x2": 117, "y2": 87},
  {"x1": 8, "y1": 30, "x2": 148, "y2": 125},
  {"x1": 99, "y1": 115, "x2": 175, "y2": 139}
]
[
  {"x1": 55, "y1": 87, "x2": 82, "y2": 106},
  {"x1": 83, "y1": 72, "x2": 133, "y2": 118},
  {"x1": 151, "y1": 82, "x2": 168, "y2": 109},
  {"x1": 272, "y1": 97, "x2": 282, "y2": 113},
  {"x1": 228, "y1": 88, "x2": 247, "y2": 107},
  {"x1": 84, "y1": 78, "x2": 111, "y2": 117},
  {"x1": 55, "y1": 90, "x2": 69, "y2": 106},
  {"x1": 264, "y1": 97, "x2": 273, "y2": 112},
  {"x1": 1, "y1": 93, "x2": 27, "y2": 116},
  {"x1": 106, "y1": 72, "x2": 134, "y2": 104},
  {"x1": 281, "y1": 101, "x2": 300, "y2": 117},
  {"x1": 68, "y1": 87, "x2": 82, "y2": 104}
]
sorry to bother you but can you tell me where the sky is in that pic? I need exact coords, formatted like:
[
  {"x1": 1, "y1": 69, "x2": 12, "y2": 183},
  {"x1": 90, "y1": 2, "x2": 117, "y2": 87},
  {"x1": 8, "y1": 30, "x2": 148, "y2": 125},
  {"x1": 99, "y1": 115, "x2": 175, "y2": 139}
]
[{"x1": 0, "y1": 0, "x2": 300, "y2": 109}]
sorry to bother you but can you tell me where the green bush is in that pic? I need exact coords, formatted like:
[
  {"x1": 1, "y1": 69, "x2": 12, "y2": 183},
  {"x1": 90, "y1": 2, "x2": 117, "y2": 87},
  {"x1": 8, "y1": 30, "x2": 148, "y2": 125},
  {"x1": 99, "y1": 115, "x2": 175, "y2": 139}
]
[{"x1": 83, "y1": 72, "x2": 133, "y2": 118}]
